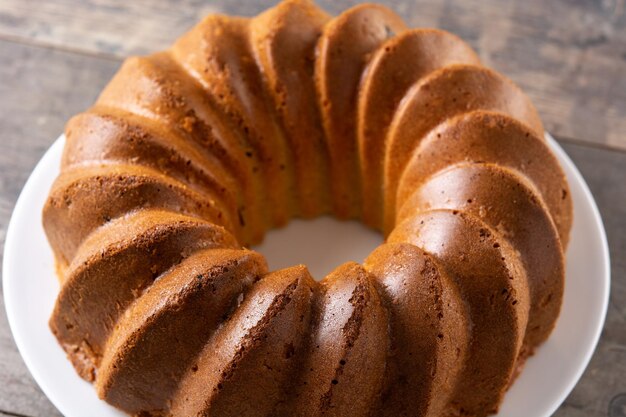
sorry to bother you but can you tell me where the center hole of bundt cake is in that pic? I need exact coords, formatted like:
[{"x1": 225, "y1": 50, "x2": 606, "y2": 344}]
[{"x1": 252, "y1": 217, "x2": 383, "y2": 280}]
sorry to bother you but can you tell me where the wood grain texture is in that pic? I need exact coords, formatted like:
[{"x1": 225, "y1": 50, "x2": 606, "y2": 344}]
[
  {"x1": 0, "y1": 0, "x2": 625, "y2": 150},
  {"x1": 0, "y1": 2, "x2": 624, "y2": 417}
]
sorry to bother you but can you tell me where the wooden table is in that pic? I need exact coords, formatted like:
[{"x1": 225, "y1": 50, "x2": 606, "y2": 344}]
[{"x1": 0, "y1": 1, "x2": 624, "y2": 416}]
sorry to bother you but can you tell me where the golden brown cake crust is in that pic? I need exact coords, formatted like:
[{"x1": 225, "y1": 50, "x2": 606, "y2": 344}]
[
  {"x1": 96, "y1": 248, "x2": 267, "y2": 414},
  {"x1": 42, "y1": 1, "x2": 572, "y2": 416},
  {"x1": 364, "y1": 243, "x2": 470, "y2": 417},
  {"x1": 358, "y1": 28, "x2": 480, "y2": 229},
  {"x1": 315, "y1": 3, "x2": 407, "y2": 219},
  {"x1": 389, "y1": 209, "x2": 531, "y2": 415},
  {"x1": 250, "y1": 0, "x2": 332, "y2": 218}
]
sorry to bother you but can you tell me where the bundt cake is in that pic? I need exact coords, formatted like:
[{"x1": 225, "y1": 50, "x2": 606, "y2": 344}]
[{"x1": 42, "y1": 1, "x2": 573, "y2": 416}]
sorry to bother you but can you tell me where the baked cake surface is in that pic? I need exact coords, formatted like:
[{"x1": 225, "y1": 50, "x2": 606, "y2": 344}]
[{"x1": 43, "y1": 1, "x2": 572, "y2": 416}]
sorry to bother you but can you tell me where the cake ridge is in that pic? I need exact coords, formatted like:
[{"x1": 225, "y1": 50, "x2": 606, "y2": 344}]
[
  {"x1": 396, "y1": 109, "x2": 572, "y2": 244},
  {"x1": 43, "y1": 162, "x2": 235, "y2": 262},
  {"x1": 249, "y1": 0, "x2": 332, "y2": 218},
  {"x1": 49, "y1": 209, "x2": 238, "y2": 382},
  {"x1": 158, "y1": 53, "x2": 273, "y2": 243},
  {"x1": 364, "y1": 242, "x2": 471, "y2": 417},
  {"x1": 382, "y1": 62, "x2": 544, "y2": 232},
  {"x1": 91, "y1": 55, "x2": 249, "y2": 211},
  {"x1": 357, "y1": 27, "x2": 481, "y2": 229},
  {"x1": 96, "y1": 248, "x2": 267, "y2": 414},
  {"x1": 389, "y1": 208, "x2": 531, "y2": 415},
  {"x1": 314, "y1": 2, "x2": 407, "y2": 219},
  {"x1": 171, "y1": 14, "x2": 297, "y2": 228},
  {"x1": 65, "y1": 107, "x2": 240, "y2": 197},
  {"x1": 170, "y1": 264, "x2": 315, "y2": 416},
  {"x1": 398, "y1": 161, "x2": 564, "y2": 350}
]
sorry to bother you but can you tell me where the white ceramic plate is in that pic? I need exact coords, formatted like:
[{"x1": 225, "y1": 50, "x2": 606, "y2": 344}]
[{"x1": 3, "y1": 133, "x2": 610, "y2": 417}]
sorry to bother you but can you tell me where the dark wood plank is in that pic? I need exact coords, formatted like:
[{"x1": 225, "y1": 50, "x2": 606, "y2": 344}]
[
  {"x1": 0, "y1": 38, "x2": 118, "y2": 417},
  {"x1": 0, "y1": 0, "x2": 624, "y2": 151}
]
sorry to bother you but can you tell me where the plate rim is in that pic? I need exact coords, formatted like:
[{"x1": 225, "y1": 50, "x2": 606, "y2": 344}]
[
  {"x1": 2, "y1": 133, "x2": 611, "y2": 417},
  {"x1": 541, "y1": 133, "x2": 611, "y2": 416}
]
